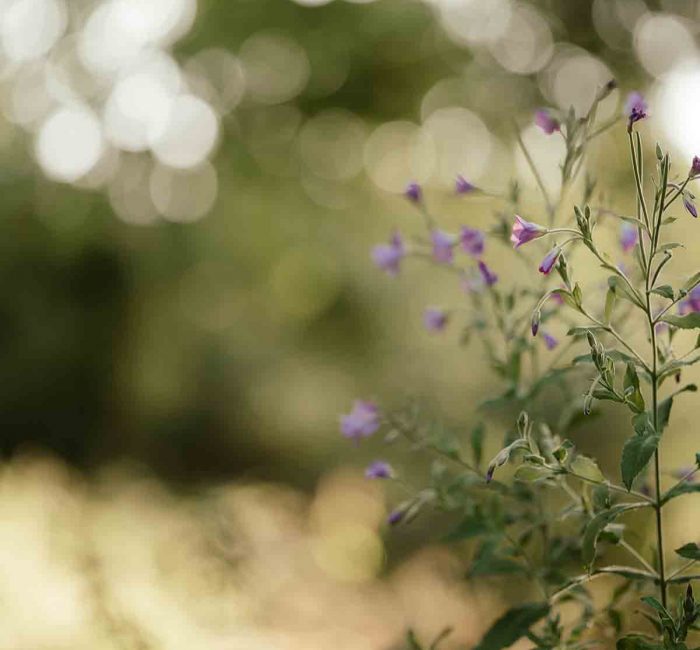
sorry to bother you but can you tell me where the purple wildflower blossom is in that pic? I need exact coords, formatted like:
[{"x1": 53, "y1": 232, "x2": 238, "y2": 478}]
[
  {"x1": 365, "y1": 460, "x2": 394, "y2": 479},
  {"x1": 455, "y1": 175, "x2": 475, "y2": 194},
  {"x1": 691, "y1": 156, "x2": 700, "y2": 177},
  {"x1": 478, "y1": 261, "x2": 498, "y2": 286},
  {"x1": 620, "y1": 222, "x2": 638, "y2": 253},
  {"x1": 460, "y1": 226, "x2": 485, "y2": 258},
  {"x1": 340, "y1": 400, "x2": 380, "y2": 442},
  {"x1": 431, "y1": 229, "x2": 454, "y2": 264},
  {"x1": 539, "y1": 247, "x2": 561, "y2": 275},
  {"x1": 549, "y1": 291, "x2": 564, "y2": 306},
  {"x1": 542, "y1": 331, "x2": 558, "y2": 350},
  {"x1": 679, "y1": 285, "x2": 700, "y2": 314},
  {"x1": 535, "y1": 109, "x2": 560, "y2": 135},
  {"x1": 511, "y1": 215, "x2": 548, "y2": 248},
  {"x1": 387, "y1": 508, "x2": 405, "y2": 526},
  {"x1": 424, "y1": 307, "x2": 448, "y2": 333},
  {"x1": 625, "y1": 91, "x2": 648, "y2": 130},
  {"x1": 404, "y1": 181, "x2": 422, "y2": 204},
  {"x1": 372, "y1": 232, "x2": 405, "y2": 275},
  {"x1": 683, "y1": 194, "x2": 697, "y2": 218}
]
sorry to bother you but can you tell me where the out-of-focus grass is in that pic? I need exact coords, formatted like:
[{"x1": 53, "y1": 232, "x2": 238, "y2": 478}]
[{"x1": 0, "y1": 453, "x2": 514, "y2": 650}]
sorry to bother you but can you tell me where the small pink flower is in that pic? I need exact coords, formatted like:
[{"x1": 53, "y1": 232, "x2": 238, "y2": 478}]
[
  {"x1": 691, "y1": 156, "x2": 700, "y2": 176},
  {"x1": 510, "y1": 215, "x2": 547, "y2": 248},
  {"x1": 538, "y1": 247, "x2": 561, "y2": 275},
  {"x1": 535, "y1": 109, "x2": 560, "y2": 135}
]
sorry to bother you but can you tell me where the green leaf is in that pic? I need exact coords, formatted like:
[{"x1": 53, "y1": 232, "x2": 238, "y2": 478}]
[
  {"x1": 514, "y1": 464, "x2": 554, "y2": 482},
  {"x1": 608, "y1": 276, "x2": 644, "y2": 309},
  {"x1": 570, "y1": 455, "x2": 605, "y2": 483},
  {"x1": 582, "y1": 505, "x2": 636, "y2": 568},
  {"x1": 443, "y1": 514, "x2": 491, "y2": 542},
  {"x1": 468, "y1": 541, "x2": 526, "y2": 578},
  {"x1": 621, "y1": 414, "x2": 660, "y2": 491},
  {"x1": 641, "y1": 596, "x2": 676, "y2": 637},
  {"x1": 658, "y1": 385, "x2": 698, "y2": 434},
  {"x1": 683, "y1": 271, "x2": 700, "y2": 292},
  {"x1": 605, "y1": 287, "x2": 616, "y2": 323},
  {"x1": 624, "y1": 362, "x2": 645, "y2": 413},
  {"x1": 651, "y1": 285, "x2": 675, "y2": 300},
  {"x1": 474, "y1": 603, "x2": 549, "y2": 650},
  {"x1": 663, "y1": 313, "x2": 700, "y2": 330},
  {"x1": 676, "y1": 543, "x2": 700, "y2": 561}
]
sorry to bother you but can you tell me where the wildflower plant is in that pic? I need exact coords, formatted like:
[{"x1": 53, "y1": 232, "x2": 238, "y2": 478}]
[{"x1": 341, "y1": 85, "x2": 700, "y2": 650}]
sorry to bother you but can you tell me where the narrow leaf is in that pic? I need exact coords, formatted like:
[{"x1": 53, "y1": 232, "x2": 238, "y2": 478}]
[
  {"x1": 676, "y1": 543, "x2": 700, "y2": 561},
  {"x1": 663, "y1": 313, "x2": 700, "y2": 330},
  {"x1": 582, "y1": 505, "x2": 636, "y2": 568},
  {"x1": 620, "y1": 414, "x2": 660, "y2": 491},
  {"x1": 474, "y1": 603, "x2": 549, "y2": 650}
]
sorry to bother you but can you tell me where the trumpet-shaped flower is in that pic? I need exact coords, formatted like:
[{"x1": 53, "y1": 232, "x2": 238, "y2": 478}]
[
  {"x1": 691, "y1": 156, "x2": 700, "y2": 176},
  {"x1": 539, "y1": 247, "x2": 561, "y2": 275},
  {"x1": 511, "y1": 215, "x2": 547, "y2": 248},
  {"x1": 625, "y1": 91, "x2": 647, "y2": 130},
  {"x1": 535, "y1": 109, "x2": 560, "y2": 135},
  {"x1": 683, "y1": 194, "x2": 698, "y2": 218}
]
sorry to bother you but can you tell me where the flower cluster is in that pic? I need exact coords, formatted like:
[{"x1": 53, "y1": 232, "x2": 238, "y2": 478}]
[{"x1": 339, "y1": 89, "x2": 700, "y2": 650}]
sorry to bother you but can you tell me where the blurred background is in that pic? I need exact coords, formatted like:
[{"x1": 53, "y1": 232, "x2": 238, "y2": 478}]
[{"x1": 1, "y1": 0, "x2": 700, "y2": 647}]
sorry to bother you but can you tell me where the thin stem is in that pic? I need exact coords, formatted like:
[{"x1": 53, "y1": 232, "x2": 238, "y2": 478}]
[
  {"x1": 668, "y1": 559, "x2": 697, "y2": 581},
  {"x1": 515, "y1": 124, "x2": 555, "y2": 223},
  {"x1": 566, "y1": 470, "x2": 655, "y2": 504},
  {"x1": 620, "y1": 539, "x2": 657, "y2": 575}
]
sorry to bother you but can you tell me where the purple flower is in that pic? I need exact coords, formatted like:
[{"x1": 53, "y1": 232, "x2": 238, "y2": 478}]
[
  {"x1": 683, "y1": 194, "x2": 697, "y2": 218},
  {"x1": 387, "y1": 508, "x2": 405, "y2": 526},
  {"x1": 485, "y1": 465, "x2": 496, "y2": 483},
  {"x1": 679, "y1": 286, "x2": 700, "y2": 314},
  {"x1": 510, "y1": 215, "x2": 547, "y2": 248},
  {"x1": 431, "y1": 229, "x2": 454, "y2": 264},
  {"x1": 691, "y1": 156, "x2": 700, "y2": 176},
  {"x1": 404, "y1": 181, "x2": 422, "y2": 204},
  {"x1": 424, "y1": 307, "x2": 448, "y2": 332},
  {"x1": 542, "y1": 331, "x2": 558, "y2": 350},
  {"x1": 455, "y1": 175, "x2": 475, "y2": 194},
  {"x1": 478, "y1": 261, "x2": 498, "y2": 286},
  {"x1": 460, "y1": 227, "x2": 485, "y2": 258},
  {"x1": 535, "y1": 109, "x2": 560, "y2": 135},
  {"x1": 365, "y1": 460, "x2": 394, "y2": 479},
  {"x1": 625, "y1": 91, "x2": 648, "y2": 130},
  {"x1": 672, "y1": 467, "x2": 698, "y2": 483},
  {"x1": 620, "y1": 223, "x2": 638, "y2": 253},
  {"x1": 340, "y1": 400, "x2": 380, "y2": 442},
  {"x1": 538, "y1": 247, "x2": 561, "y2": 275},
  {"x1": 372, "y1": 232, "x2": 405, "y2": 275}
]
